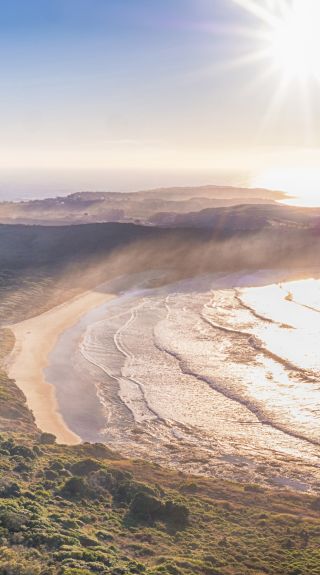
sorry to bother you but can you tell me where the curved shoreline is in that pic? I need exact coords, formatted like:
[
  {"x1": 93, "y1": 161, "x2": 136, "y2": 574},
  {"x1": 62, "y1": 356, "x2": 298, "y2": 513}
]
[
  {"x1": 5, "y1": 287, "x2": 116, "y2": 444},
  {"x1": 4, "y1": 267, "x2": 320, "y2": 450}
]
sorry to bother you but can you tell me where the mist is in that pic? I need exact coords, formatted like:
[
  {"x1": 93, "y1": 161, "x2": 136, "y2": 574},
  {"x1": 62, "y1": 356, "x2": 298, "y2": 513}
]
[{"x1": 0, "y1": 220, "x2": 319, "y2": 325}]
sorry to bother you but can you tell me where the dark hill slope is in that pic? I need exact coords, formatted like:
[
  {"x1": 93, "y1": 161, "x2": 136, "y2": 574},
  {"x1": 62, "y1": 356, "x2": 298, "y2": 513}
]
[
  {"x1": 151, "y1": 203, "x2": 320, "y2": 229},
  {"x1": 0, "y1": 220, "x2": 320, "y2": 325}
]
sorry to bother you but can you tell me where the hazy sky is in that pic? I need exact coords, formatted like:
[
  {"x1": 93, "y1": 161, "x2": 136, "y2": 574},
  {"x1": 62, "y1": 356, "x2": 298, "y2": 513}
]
[{"x1": 0, "y1": 0, "x2": 320, "y2": 179}]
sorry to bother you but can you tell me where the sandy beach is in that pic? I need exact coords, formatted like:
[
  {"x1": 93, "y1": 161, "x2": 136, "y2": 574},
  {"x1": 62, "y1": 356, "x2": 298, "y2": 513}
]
[{"x1": 5, "y1": 286, "x2": 115, "y2": 444}]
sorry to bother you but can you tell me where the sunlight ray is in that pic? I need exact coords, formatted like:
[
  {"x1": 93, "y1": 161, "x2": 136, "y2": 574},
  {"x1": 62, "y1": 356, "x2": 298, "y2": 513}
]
[
  {"x1": 257, "y1": 74, "x2": 291, "y2": 136},
  {"x1": 231, "y1": 0, "x2": 320, "y2": 148},
  {"x1": 237, "y1": 62, "x2": 279, "y2": 106},
  {"x1": 232, "y1": 0, "x2": 278, "y2": 26},
  {"x1": 218, "y1": 49, "x2": 271, "y2": 72},
  {"x1": 182, "y1": 48, "x2": 272, "y2": 84},
  {"x1": 298, "y1": 78, "x2": 314, "y2": 146}
]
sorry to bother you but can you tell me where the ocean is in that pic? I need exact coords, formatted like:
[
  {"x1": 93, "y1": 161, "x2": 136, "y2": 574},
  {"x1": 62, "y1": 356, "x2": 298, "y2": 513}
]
[
  {"x1": 0, "y1": 169, "x2": 250, "y2": 201},
  {"x1": 1, "y1": 166, "x2": 319, "y2": 206},
  {"x1": 47, "y1": 271, "x2": 320, "y2": 488}
]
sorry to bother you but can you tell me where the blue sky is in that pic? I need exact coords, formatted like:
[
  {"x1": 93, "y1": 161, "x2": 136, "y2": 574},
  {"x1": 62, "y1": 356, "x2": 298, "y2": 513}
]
[{"x1": 0, "y1": 0, "x2": 319, "y2": 185}]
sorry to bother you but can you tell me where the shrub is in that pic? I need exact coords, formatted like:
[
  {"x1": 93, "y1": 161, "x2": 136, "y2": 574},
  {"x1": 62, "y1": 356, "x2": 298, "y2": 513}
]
[
  {"x1": 78, "y1": 534, "x2": 99, "y2": 547},
  {"x1": 0, "y1": 509, "x2": 29, "y2": 532},
  {"x1": 114, "y1": 479, "x2": 158, "y2": 505},
  {"x1": 49, "y1": 460, "x2": 65, "y2": 471},
  {"x1": 39, "y1": 433, "x2": 56, "y2": 445},
  {"x1": 310, "y1": 497, "x2": 320, "y2": 511},
  {"x1": 1, "y1": 439, "x2": 15, "y2": 452},
  {"x1": 244, "y1": 484, "x2": 264, "y2": 493},
  {"x1": 70, "y1": 459, "x2": 102, "y2": 476},
  {"x1": 179, "y1": 482, "x2": 198, "y2": 494},
  {"x1": 129, "y1": 492, "x2": 162, "y2": 521},
  {"x1": 162, "y1": 500, "x2": 189, "y2": 527},
  {"x1": 96, "y1": 530, "x2": 114, "y2": 542},
  {"x1": 60, "y1": 477, "x2": 88, "y2": 499},
  {"x1": 13, "y1": 461, "x2": 32, "y2": 474},
  {"x1": 61, "y1": 568, "x2": 92, "y2": 575},
  {"x1": 0, "y1": 549, "x2": 42, "y2": 575},
  {"x1": 129, "y1": 492, "x2": 189, "y2": 527},
  {"x1": 0, "y1": 482, "x2": 21, "y2": 498},
  {"x1": 44, "y1": 469, "x2": 59, "y2": 480},
  {"x1": 94, "y1": 470, "x2": 115, "y2": 491},
  {"x1": 11, "y1": 445, "x2": 35, "y2": 460}
]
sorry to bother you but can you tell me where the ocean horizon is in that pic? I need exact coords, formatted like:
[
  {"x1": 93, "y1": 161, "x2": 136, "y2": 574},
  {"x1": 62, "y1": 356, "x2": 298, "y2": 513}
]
[{"x1": 0, "y1": 168, "x2": 252, "y2": 201}]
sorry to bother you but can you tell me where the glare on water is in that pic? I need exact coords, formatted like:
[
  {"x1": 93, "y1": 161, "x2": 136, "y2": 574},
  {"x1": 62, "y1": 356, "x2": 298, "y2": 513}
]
[
  {"x1": 252, "y1": 167, "x2": 320, "y2": 207},
  {"x1": 240, "y1": 279, "x2": 320, "y2": 372}
]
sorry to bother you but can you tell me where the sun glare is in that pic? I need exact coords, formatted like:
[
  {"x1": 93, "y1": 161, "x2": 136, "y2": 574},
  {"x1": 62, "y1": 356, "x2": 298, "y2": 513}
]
[
  {"x1": 231, "y1": 0, "x2": 320, "y2": 155},
  {"x1": 233, "y1": 0, "x2": 320, "y2": 83},
  {"x1": 252, "y1": 166, "x2": 320, "y2": 207},
  {"x1": 267, "y1": 1, "x2": 320, "y2": 80}
]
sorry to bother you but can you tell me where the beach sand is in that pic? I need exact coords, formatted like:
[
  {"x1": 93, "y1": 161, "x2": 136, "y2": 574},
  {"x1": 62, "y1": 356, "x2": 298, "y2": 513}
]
[{"x1": 5, "y1": 286, "x2": 115, "y2": 444}]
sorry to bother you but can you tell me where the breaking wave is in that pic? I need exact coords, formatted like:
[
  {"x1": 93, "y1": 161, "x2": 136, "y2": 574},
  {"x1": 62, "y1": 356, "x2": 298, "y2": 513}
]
[{"x1": 77, "y1": 272, "x2": 320, "y2": 480}]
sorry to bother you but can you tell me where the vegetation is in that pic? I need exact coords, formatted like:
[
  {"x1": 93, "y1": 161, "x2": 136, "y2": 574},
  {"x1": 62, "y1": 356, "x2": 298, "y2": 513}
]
[{"x1": 0, "y1": 430, "x2": 319, "y2": 575}]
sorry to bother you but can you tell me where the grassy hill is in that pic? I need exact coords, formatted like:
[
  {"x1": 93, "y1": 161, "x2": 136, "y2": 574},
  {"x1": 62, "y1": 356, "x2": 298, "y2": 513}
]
[{"x1": 1, "y1": 398, "x2": 320, "y2": 575}]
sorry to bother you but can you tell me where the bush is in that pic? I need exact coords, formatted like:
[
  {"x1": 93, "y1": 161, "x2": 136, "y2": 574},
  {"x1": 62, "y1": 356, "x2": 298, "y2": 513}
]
[
  {"x1": 129, "y1": 492, "x2": 162, "y2": 521},
  {"x1": 13, "y1": 460, "x2": 32, "y2": 474},
  {"x1": 162, "y1": 500, "x2": 189, "y2": 527},
  {"x1": 49, "y1": 460, "x2": 65, "y2": 471},
  {"x1": 0, "y1": 551, "x2": 42, "y2": 575},
  {"x1": 0, "y1": 482, "x2": 21, "y2": 498},
  {"x1": 60, "y1": 477, "x2": 88, "y2": 499},
  {"x1": 129, "y1": 491, "x2": 189, "y2": 527},
  {"x1": 70, "y1": 459, "x2": 102, "y2": 476},
  {"x1": 44, "y1": 469, "x2": 59, "y2": 480},
  {"x1": 311, "y1": 497, "x2": 320, "y2": 511},
  {"x1": 0, "y1": 439, "x2": 15, "y2": 452},
  {"x1": 0, "y1": 509, "x2": 29, "y2": 532},
  {"x1": 39, "y1": 433, "x2": 56, "y2": 445},
  {"x1": 244, "y1": 484, "x2": 264, "y2": 493},
  {"x1": 114, "y1": 479, "x2": 158, "y2": 505},
  {"x1": 179, "y1": 482, "x2": 198, "y2": 494},
  {"x1": 11, "y1": 445, "x2": 35, "y2": 460},
  {"x1": 94, "y1": 470, "x2": 115, "y2": 491}
]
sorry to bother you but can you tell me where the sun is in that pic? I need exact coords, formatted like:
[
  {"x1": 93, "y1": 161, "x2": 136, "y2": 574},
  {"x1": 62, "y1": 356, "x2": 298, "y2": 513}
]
[
  {"x1": 233, "y1": 0, "x2": 320, "y2": 83},
  {"x1": 229, "y1": 0, "x2": 320, "y2": 142},
  {"x1": 266, "y1": 0, "x2": 320, "y2": 81}
]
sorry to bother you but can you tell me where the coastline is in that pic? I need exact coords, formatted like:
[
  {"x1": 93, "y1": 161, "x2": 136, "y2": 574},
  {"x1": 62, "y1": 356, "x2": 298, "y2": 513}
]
[
  {"x1": 5, "y1": 286, "x2": 116, "y2": 445},
  {"x1": 4, "y1": 266, "x2": 320, "y2": 454}
]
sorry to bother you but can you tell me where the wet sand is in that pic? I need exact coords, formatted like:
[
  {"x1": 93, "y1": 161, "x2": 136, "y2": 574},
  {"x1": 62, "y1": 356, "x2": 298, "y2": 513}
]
[{"x1": 5, "y1": 286, "x2": 115, "y2": 444}]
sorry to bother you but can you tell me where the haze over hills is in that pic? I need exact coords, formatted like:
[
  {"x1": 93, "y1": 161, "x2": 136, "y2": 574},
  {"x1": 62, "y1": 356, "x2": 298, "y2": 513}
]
[
  {"x1": 0, "y1": 211, "x2": 320, "y2": 328},
  {"x1": 0, "y1": 185, "x2": 287, "y2": 226},
  {"x1": 2, "y1": 184, "x2": 320, "y2": 234}
]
